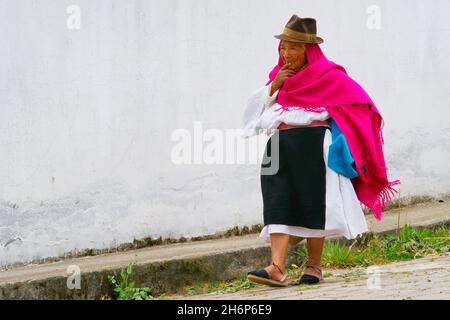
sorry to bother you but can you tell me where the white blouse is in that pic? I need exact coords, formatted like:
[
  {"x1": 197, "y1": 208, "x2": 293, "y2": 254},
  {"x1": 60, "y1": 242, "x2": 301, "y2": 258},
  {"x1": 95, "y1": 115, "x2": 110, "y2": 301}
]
[
  {"x1": 242, "y1": 84, "x2": 330, "y2": 138},
  {"x1": 242, "y1": 84, "x2": 369, "y2": 240}
]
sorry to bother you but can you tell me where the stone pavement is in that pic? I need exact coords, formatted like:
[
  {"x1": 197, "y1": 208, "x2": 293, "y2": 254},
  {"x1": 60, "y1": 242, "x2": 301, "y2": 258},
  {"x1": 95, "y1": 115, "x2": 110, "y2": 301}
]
[
  {"x1": 176, "y1": 253, "x2": 450, "y2": 300},
  {"x1": 0, "y1": 198, "x2": 449, "y2": 299}
]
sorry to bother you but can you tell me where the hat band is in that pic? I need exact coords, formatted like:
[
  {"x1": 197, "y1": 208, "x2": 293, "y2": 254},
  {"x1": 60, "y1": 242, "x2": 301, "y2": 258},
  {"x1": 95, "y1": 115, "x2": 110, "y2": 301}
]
[{"x1": 282, "y1": 27, "x2": 317, "y2": 42}]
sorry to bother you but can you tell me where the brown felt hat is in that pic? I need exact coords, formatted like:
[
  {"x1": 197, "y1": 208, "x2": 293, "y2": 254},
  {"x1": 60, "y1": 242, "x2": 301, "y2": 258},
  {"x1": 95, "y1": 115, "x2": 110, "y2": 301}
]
[{"x1": 274, "y1": 14, "x2": 324, "y2": 44}]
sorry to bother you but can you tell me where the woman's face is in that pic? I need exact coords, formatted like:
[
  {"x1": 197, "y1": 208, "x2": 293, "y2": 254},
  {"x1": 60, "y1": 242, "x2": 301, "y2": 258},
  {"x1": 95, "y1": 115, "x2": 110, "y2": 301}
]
[{"x1": 280, "y1": 41, "x2": 307, "y2": 72}]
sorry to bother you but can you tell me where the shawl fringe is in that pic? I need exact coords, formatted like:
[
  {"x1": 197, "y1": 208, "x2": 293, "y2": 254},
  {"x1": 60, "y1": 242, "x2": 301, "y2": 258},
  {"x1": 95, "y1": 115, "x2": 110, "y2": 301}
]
[{"x1": 364, "y1": 179, "x2": 401, "y2": 220}]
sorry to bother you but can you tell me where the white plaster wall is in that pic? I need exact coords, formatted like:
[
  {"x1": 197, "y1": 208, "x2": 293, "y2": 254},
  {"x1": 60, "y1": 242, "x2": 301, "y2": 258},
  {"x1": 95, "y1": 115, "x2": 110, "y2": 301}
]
[{"x1": 0, "y1": 0, "x2": 449, "y2": 266}]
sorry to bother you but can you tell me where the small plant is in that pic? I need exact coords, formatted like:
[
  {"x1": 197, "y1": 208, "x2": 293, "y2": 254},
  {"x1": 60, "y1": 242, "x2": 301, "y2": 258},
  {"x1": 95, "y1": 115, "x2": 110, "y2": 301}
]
[
  {"x1": 216, "y1": 275, "x2": 261, "y2": 294},
  {"x1": 107, "y1": 259, "x2": 154, "y2": 300},
  {"x1": 182, "y1": 274, "x2": 262, "y2": 296}
]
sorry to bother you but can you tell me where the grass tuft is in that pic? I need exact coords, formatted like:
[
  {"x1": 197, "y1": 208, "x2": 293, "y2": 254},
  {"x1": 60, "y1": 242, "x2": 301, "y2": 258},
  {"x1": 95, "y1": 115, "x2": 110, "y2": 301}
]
[{"x1": 295, "y1": 224, "x2": 449, "y2": 269}]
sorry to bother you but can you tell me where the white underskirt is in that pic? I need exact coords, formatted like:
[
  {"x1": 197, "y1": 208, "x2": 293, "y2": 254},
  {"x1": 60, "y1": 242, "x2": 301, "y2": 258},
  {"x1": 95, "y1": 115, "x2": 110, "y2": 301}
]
[{"x1": 259, "y1": 128, "x2": 368, "y2": 242}]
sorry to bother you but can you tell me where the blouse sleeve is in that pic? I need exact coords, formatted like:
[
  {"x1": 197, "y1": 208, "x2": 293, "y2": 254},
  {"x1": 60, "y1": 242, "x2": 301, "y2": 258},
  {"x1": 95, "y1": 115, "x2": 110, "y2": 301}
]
[
  {"x1": 265, "y1": 85, "x2": 279, "y2": 108},
  {"x1": 242, "y1": 84, "x2": 274, "y2": 138}
]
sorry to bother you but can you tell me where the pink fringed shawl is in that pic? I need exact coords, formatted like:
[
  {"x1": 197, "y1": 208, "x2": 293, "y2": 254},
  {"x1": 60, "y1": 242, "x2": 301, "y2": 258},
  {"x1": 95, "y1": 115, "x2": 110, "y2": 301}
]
[{"x1": 266, "y1": 42, "x2": 401, "y2": 220}]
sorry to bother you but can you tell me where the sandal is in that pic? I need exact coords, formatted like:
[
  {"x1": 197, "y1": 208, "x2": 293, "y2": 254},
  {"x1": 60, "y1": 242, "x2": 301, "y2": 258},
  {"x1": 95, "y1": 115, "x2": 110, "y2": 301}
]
[
  {"x1": 299, "y1": 264, "x2": 323, "y2": 285},
  {"x1": 247, "y1": 261, "x2": 292, "y2": 287}
]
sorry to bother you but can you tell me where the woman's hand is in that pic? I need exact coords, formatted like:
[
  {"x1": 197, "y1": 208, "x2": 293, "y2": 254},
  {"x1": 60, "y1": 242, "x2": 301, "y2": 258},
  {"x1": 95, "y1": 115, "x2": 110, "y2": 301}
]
[{"x1": 270, "y1": 63, "x2": 296, "y2": 96}]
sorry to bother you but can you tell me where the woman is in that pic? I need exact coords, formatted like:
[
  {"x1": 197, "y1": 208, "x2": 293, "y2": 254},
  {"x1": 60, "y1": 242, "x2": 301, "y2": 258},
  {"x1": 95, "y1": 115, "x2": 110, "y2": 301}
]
[{"x1": 242, "y1": 14, "x2": 400, "y2": 286}]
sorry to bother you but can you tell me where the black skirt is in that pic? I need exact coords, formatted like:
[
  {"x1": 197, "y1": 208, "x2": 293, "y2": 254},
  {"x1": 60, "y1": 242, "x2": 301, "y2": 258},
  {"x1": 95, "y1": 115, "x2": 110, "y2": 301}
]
[{"x1": 260, "y1": 126, "x2": 327, "y2": 229}]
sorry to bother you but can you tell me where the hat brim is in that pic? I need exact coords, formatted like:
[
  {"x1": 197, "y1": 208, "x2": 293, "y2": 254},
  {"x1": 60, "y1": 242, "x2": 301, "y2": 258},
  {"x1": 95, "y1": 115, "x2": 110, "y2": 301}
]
[{"x1": 274, "y1": 34, "x2": 324, "y2": 44}]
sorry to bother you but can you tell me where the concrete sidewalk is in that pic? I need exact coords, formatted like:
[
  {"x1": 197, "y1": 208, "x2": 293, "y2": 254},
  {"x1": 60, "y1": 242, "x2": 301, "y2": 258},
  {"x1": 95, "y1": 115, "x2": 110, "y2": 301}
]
[{"x1": 0, "y1": 199, "x2": 449, "y2": 299}]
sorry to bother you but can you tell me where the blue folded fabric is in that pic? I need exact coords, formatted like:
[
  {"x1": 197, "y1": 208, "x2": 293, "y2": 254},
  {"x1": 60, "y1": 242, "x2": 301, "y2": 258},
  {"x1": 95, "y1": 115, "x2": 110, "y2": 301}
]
[{"x1": 327, "y1": 118, "x2": 360, "y2": 179}]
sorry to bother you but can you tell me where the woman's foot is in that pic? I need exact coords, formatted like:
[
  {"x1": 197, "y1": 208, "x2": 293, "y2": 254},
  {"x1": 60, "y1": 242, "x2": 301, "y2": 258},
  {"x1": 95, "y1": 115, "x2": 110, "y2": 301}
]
[
  {"x1": 263, "y1": 262, "x2": 285, "y2": 281},
  {"x1": 247, "y1": 261, "x2": 291, "y2": 287},
  {"x1": 299, "y1": 264, "x2": 323, "y2": 284}
]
